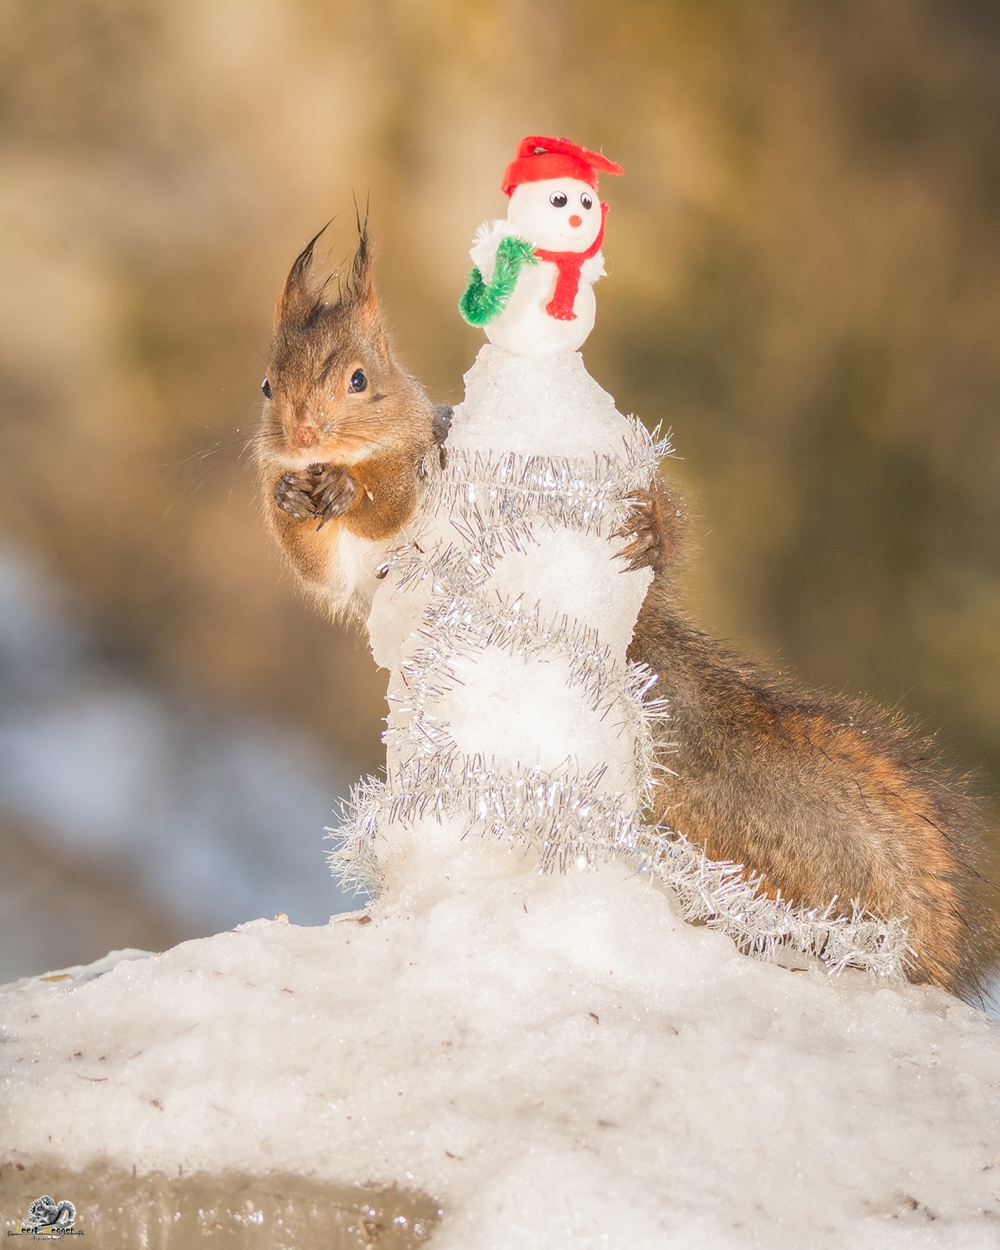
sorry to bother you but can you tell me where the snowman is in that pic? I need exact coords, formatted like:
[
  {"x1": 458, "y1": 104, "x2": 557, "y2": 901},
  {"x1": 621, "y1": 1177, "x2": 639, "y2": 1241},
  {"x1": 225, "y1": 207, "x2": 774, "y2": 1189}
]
[{"x1": 459, "y1": 135, "x2": 624, "y2": 355}]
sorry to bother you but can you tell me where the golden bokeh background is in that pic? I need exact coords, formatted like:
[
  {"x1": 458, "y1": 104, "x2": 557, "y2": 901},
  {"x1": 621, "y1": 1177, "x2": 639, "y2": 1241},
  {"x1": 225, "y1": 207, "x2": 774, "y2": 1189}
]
[{"x1": 2, "y1": 0, "x2": 999, "y2": 972}]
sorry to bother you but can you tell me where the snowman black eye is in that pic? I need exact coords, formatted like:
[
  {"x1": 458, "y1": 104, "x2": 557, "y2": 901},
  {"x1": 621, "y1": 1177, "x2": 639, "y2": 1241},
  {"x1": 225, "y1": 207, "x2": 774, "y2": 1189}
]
[
  {"x1": 549, "y1": 192, "x2": 568, "y2": 208},
  {"x1": 349, "y1": 368, "x2": 367, "y2": 393},
  {"x1": 261, "y1": 378, "x2": 272, "y2": 399},
  {"x1": 580, "y1": 193, "x2": 593, "y2": 210}
]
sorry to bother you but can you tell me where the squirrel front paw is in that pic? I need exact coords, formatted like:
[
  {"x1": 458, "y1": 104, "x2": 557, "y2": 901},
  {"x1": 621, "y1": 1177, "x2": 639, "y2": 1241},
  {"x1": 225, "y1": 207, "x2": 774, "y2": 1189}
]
[
  {"x1": 612, "y1": 482, "x2": 684, "y2": 574},
  {"x1": 274, "y1": 463, "x2": 358, "y2": 529},
  {"x1": 274, "y1": 470, "x2": 320, "y2": 520},
  {"x1": 311, "y1": 463, "x2": 359, "y2": 528}
]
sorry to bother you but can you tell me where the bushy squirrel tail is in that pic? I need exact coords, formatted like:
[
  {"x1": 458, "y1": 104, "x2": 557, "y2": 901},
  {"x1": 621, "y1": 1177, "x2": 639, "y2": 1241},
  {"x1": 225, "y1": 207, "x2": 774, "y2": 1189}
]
[{"x1": 622, "y1": 478, "x2": 1000, "y2": 999}]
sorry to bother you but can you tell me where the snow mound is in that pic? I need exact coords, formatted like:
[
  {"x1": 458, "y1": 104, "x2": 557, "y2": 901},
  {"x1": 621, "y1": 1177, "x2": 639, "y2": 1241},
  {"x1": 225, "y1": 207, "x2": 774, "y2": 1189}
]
[{"x1": 4, "y1": 857, "x2": 1000, "y2": 1248}]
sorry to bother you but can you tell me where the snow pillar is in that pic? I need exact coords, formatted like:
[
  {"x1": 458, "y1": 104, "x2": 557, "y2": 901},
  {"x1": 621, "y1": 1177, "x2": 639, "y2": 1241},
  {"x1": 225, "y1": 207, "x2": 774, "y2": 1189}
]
[{"x1": 350, "y1": 346, "x2": 660, "y2": 895}]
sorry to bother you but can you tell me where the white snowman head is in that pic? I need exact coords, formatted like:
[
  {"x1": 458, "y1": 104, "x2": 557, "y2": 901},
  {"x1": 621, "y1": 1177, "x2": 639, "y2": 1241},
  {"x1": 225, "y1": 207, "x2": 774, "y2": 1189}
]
[
  {"x1": 500, "y1": 136, "x2": 623, "y2": 252},
  {"x1": 466, "y1": 135, "x2": 624, "y2": 354},
  {"x1": 507, "y1": 178, "x2": 603, "y2": 253}
]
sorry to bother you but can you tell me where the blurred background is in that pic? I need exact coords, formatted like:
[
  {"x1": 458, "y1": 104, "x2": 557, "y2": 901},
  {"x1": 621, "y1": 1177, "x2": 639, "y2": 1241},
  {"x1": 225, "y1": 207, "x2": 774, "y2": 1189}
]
[{"x1": 1, "y1": 0, "x2": 999, "y2": 981}]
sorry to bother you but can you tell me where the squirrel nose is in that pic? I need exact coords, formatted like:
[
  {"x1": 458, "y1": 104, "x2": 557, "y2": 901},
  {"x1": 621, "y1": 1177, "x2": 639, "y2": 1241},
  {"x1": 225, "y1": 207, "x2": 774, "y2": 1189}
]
[
  {"x1": 289, "y1": 422, "x2": 320, "y2": 450},
  {"x1": 568, "y1": 214, "x2": 582, "y2": 228}
]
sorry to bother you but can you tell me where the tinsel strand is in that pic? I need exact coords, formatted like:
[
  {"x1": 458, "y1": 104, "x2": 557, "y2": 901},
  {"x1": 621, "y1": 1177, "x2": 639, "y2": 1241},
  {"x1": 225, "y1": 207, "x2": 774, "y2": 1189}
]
[{"x1": 327, "y1": 775, "x2": 910, "y2": 979}]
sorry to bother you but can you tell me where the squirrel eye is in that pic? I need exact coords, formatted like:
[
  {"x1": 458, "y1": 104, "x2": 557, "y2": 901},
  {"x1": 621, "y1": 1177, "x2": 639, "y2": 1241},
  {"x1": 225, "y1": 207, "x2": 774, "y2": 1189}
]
[
  {"x1": 549, "y1": 192, "x2": 568, "y2": 208},
  {"x1": 261, "y1": 378, "x2": 272, "y2": 400},
  {"x1": 349, "y1": 368, "x2": 367, "y2": 393},
  {"x1": 580, "y1": 193, "x2": 593, "y2": 210}
]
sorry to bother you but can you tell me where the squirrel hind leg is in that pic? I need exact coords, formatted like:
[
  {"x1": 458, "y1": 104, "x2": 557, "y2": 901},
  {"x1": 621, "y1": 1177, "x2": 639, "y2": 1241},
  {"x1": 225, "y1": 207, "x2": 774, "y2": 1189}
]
[
  {"x1": 901, "y1": 862, "x2": 1000, "y2": 1002},
  {"x1": 833, "y1": 749, "x2": 1000, "y2": 999}
]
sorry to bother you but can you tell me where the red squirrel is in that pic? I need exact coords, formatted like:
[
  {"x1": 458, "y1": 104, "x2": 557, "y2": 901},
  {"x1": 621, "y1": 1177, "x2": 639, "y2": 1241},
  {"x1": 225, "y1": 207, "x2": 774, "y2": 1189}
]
[
  {"x1": 256, "y1": 225, "x2": 450, "y2": 621},
  {"x1": 258, "y1": 227, "x2": 999, "y2": 1000}
]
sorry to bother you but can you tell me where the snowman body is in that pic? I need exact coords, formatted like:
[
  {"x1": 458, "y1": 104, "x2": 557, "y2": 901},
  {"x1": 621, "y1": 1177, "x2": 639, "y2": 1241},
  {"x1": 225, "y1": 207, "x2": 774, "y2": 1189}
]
[
  {"x1": 470, "y1": 177, "x2": 607, "y2": 356},
  {"x1": 487, "y1": 259, "x2": 597, "y2": 355}
]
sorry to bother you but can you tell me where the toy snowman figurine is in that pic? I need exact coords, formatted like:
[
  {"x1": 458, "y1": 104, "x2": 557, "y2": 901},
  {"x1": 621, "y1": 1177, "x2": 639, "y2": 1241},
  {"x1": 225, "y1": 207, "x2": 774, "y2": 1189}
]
[{"x1": 459, "y1": 135, "x2": 624, "y2": 354}]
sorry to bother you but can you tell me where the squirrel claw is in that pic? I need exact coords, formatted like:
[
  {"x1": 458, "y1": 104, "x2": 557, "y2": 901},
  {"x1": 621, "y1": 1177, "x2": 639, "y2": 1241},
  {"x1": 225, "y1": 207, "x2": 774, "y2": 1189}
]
[
  {"x1": 313, "y1": 465, "x2": 358, "y2": 528},
  {"x1": 615, "y1": 533, "x2": 657, "y2": 572},
  {"x1": 432, "y1": 404, "x2": 453, "y2": 443},
  {"x1": 274, "y1": 471, "x2": 318, "y2": 520},
  {"x1": 432, "y1": 405, "x2": 453, "y2": 471},
  {"x1": 275, "y1": 464, "x2": 358, "y2": 527},
  {"x1": 612, "y1": 484, "x2": 682, "y2": 575}
]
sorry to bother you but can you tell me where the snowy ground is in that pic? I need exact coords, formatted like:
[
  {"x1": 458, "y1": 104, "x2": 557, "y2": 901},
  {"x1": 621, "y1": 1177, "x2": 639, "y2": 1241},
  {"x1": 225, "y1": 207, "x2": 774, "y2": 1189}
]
[{"x1": 4, "y1": 822, "x2": 1000, "y2": 1249}]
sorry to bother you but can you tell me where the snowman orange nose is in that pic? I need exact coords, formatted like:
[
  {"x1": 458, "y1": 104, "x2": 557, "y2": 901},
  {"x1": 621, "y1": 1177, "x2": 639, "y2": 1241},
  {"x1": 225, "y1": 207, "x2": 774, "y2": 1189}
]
[{"x1": 568, "y1": 214, "x2": 583, "y2": 228}]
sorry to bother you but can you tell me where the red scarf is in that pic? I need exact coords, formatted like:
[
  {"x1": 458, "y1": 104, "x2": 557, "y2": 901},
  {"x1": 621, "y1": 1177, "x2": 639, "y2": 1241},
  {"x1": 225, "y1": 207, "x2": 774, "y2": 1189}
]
[{"x1": 533, "y1": 201, "x2": 609, "y2": 321}]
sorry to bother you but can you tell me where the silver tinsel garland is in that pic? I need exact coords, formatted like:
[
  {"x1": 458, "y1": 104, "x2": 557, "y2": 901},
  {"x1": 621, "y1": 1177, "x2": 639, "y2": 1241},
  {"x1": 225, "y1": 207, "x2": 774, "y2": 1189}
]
[{"x1": 330, "y1": 418, "x2": 913, "y2": 981}]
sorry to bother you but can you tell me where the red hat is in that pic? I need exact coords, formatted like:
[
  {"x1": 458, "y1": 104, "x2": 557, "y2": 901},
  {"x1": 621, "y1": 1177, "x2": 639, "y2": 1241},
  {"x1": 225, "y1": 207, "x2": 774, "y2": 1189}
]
[{"x1": 501, "y1": 135, "x2": 624, "y2": 197}]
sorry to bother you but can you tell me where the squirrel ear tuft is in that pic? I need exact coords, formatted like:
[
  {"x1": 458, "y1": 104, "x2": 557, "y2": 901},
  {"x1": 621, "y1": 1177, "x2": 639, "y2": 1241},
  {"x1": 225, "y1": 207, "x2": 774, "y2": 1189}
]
[
  {"x1": 275, "y1": 223, "x2": 330, "y2": 326},
  {"x1": 348, "y1": 226, "x2": 381, "y2": 322}
]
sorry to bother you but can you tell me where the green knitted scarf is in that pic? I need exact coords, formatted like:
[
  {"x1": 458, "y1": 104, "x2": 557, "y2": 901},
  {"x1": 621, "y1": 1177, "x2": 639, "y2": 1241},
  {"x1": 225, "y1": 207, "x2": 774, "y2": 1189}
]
[{"x1": 459, "y1": 234, "x2": 538, "y2": 327}]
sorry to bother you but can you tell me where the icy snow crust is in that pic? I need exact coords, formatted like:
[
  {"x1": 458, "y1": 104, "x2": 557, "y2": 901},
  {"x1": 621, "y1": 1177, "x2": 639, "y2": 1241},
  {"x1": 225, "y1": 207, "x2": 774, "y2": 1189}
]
[
  {"x1": 4, "y1": 901, "x2": 1000, "y2": 1247},
  {"x1": 5, "y1": 347, "x2": 1000, "y2": 1245}
]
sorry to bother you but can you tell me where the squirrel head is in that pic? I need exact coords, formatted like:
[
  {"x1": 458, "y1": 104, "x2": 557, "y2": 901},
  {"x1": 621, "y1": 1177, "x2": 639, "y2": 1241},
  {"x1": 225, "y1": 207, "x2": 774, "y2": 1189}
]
[{"x1": 261, "y1": 225, "x2": 426, "y2": 465}]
